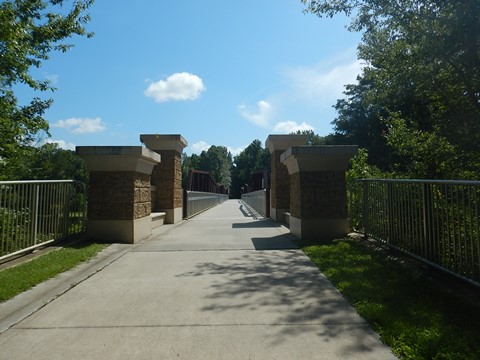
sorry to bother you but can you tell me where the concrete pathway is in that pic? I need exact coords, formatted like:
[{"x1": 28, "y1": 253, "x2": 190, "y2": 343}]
[{"x1": 0, "y1": 200, "x2": 397, "y2": 359}]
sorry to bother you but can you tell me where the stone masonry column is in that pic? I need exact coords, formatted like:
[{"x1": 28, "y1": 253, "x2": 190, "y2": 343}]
[
  {"x1": 265, "y1": 134, "x2": 309, "y2": 223},
  {"x1": 140, "y1": 134, "x2": 187, "y2": 224},
  {"x1": 76, "y1": 146, "x2": 161, "y2": 244},
  {"x1": 281, "y1": 146, "x2": 358, "y2": 240}
]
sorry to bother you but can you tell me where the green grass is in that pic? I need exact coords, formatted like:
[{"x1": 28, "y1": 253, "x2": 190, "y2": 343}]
[
  {"x1": 0, "y1": 242, "x2": 108, "y2": 302},
  {"x1": 298, "y1": 237, "x2": 480, "y2": 360}
]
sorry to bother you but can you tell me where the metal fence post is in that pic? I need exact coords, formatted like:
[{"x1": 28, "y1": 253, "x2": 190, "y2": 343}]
[
  {"x1": 422, "y1": 183, "x2": 434, "y2": 261},
  {"x1": 362, "y1": 180, "x2": 369, "y2": 239},
  {"x1": 387, "y1": 181, "x2": 395, "y2": 245},
  {"x1": 32, "y1": 184, "x2": 40, "y2": 245}
]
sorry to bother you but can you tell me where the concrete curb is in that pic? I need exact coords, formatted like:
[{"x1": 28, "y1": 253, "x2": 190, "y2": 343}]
[{"x1": 0, "y1": 243, "x2": 132, "y2": 333}]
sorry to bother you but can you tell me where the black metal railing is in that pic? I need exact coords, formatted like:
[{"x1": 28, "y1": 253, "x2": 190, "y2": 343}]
[
  {"x1": 0, "y1": 180, "x2": 87, "y2": 260},
  {"x1": 350, "y1": 179, "x2": 480, "y2": 285}
]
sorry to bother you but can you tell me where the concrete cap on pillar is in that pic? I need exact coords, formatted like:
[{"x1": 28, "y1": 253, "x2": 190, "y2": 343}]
[
  {"x1": 76, "y1": 146, "x2": 161, "y2": 174},
  {"x1": 281, "y1": 145, "x2": 358, "y2": 174},
  {"x1": 265, "y1": 134, "x2": 309, "y2": 154},
  {"x1": 140, "y1": 134, "x2": 188, "y2": 153}
]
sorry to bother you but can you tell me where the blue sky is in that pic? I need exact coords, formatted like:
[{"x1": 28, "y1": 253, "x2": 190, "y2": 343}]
[{"x1": 26, "y1": 0, "x2": 363, "y2": 156}]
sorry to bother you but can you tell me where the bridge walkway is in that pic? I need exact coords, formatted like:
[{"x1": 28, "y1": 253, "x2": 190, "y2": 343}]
[{"x1": 0, "y1": 200, "x2": 396, "y2": 359}]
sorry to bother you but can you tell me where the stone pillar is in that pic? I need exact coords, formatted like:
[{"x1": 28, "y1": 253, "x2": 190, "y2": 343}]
[
  {"x1": 76, "y1": 146, "x2": 161, "y2": 244},
  {"x1": 281, "y1": 146, "x2": 358, "y2": 240},
  {"x1": 265, "y1": 134, "x2": 309, "y2": 223},
  {"x1": 140, "y1": 134, "x2": 187, "y2": 224}
]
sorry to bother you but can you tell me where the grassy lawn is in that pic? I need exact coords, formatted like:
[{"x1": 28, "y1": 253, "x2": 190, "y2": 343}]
[
  {"x1": 298, "y1": 237, "x2": 480, "y2": 360},
  {"x1": 0, "y1": 241, "x2": 108, "y2": 302}
]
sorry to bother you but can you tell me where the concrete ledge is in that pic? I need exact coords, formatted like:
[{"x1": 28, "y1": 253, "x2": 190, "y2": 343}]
[
  {"x1": 281, "y1": 146, "x2": 358, "y2": 174},
  {"x1": 290, "y1": 216, "x2": 350, "y2": 240},
  {"x1": 265, "y1": 134, "x2": 309, "y2": 153},
  {"x1": 160, "y1": 207, "x2": 183, "y2": 224},
  {"x1": 87, "y1": 217, "x2": 152, "y2": 244},
  {"x1": 151, "y1": 212, "x2": 166, "y2": 229},
  {"x1": 140, "y1": 134, "x2": 188, "y2": 153},
  {"x1": 76, "y1": 146, "x2": 161, "y2": 174}
]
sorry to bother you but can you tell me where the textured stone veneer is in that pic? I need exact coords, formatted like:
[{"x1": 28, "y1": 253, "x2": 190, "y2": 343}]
[
  {"x1": 265, "y1": 135, "x2": 309, "y2": 222},
  {"x1": 140, "y1": 134, "x2": 187, "y2": 224},
  {"x1": 270, "y1": 150, "x2": 290, "y2": 210},
  {"x1": 88, "y1": 171, "x2": 152, "y2": 220},
  {"x1": 150, "y1": 150, "x2": 183, "y2": 209},
  {"x1": 290, "y1": 171, "x2": 347, "y2": 219},
  {"x1": 76, "y1": 146, "x2": 160, "y2": 243},
  {"x1": 281, "y1": 145, "x2": 358, "y2": 240}
]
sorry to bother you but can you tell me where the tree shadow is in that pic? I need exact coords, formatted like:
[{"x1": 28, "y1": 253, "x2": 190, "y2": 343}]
[
  {"x1": 232, "y1": 219, "x2": 283, "y2": 229},
  {"x1": 251, "y1": 235, "x2": 298, "y2": 250},
  {"x1": 176, "y1": 249, "x2": 393, "y2": 356}
]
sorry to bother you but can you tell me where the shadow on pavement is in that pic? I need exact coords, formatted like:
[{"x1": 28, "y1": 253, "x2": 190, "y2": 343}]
[
  {"x1": 176, "y1": 249, "x2": 391, "y2": 357},
  {"x1": 251, "y1": 235, "x2": 298, "y2": 250},
  {"x1": 231, "y1": 219, "x2": 283, "y2": 229}
]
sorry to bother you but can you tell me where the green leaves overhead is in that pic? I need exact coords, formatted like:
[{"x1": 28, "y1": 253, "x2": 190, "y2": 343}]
[
  {"x1": 303, "y1": 0, "x2": 480, "y2": 179},
  {"x1": 0, "y1": 0, "x2": 94, "y2": 180},
  {"x1": 0, "y1": 0, "x2": 94, "y2": 91}
]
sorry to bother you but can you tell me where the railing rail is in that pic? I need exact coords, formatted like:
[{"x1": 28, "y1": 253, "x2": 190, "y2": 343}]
[
  {"x1": 183, "y1": 191, "x2": 229, "y2": 219},
  {"x1": 350, "y1": 178, "x2": 480, "y2": 285},
  {"x1": 0, "y1": 180, "x2": 87, "y2": 260},
  {"x1": 241, "y1": 189, "x2": 269, "y2": 218}
]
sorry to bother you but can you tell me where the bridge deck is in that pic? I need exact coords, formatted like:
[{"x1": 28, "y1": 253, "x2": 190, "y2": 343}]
[{"x1": 0, "y1": 200, "x2": 396, "y2": 359}]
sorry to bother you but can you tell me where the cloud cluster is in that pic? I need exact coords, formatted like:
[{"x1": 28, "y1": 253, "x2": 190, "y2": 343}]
[
  {"x1": 237, "y1": 100, "x2": 272, "y2": 128},
  {"x1": 191, "y1": 140, "x2": 210, "y2": 153},
  {"x1": 52, "y1": 117, "x2": 106, "y2": 134},
  {"x1": 273, "y1": 121, "x2": 314, "y2": 133},
  {"x1": 145, "y1": 72, "x2": 206, "y2": 103},
  {"x1": 284, "y1": 58, "x2": 363, "y2": 104},
  {"x1": 237, "y1": 99, "x2": 315, "y2": 134},
  {"x1": 189, "y1": 141, "x2": 244, "y2": 156},
  {"x1": 44, "y1": 139, "x2": 76, "y2": 151}
]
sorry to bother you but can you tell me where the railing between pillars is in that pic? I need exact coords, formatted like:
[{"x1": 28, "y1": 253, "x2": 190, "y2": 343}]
[
  {"x1": 241, "y1": 189, "x2": 269, "y2": 218},
  {"x1": 183, "y1": 191, "x2": 229, "y2": 219},
  {"x1": 0, "y1": 180, "x2": 87, "y2": 261},
  {"x1": 350, "y1": 178, "x2": 480, "y2": 285}
]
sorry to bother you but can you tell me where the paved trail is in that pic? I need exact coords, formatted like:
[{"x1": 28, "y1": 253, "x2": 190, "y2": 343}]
[{"x1": 0, "y1": 200, "x2": 396, "y2": 359}]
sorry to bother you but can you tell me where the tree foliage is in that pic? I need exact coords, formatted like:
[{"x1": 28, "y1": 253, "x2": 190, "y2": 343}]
[
  {"x1": 182, "y1": 146, "x2": 233, "y2": 189},
  {"x1": 303, "y1": 0, "x2": 480, "y2": 179},
  {"x1": 0, "y1": 0, "x2": 94, "y2": 179},
  {"x1": 231, "y1": 139, "x2": 270, "y2": 199}
]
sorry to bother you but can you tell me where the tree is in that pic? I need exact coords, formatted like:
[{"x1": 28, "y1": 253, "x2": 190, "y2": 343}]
[
  {"x1": 0, "y1": 0, "x2": 94, "y2": 179},
  {"x1": 230, "y1": 139, "x2": 269, "y2": 198},
  {"x1": 200, "y1": 146, "x2": 233, "y2": 188},
  {"x1": 181, "y1": 146, "x2": 233, "y2": 189},
  {"x1": 291, "y1": 129, "x2": 340, "y2": 145},
  {"x1": 303, "y1": 0, "x2": 480, "y2": 179},
  {"x1": 27, "y1": 143, "x2": 88, "y2": 181}
]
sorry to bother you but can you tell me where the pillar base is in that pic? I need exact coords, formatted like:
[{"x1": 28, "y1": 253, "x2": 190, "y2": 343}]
[
  {"x1": 290, "y1": 216, "x2": 350, "y2": 240},
  {"x1": 87, "y1": 217, "x2": 152, "y2": 244},
  {"x1": 270, "y1": 207, "x2": 289, "y2": 223},
  {"x1": 161, "y1": 207, "x2": 183, "y2": 224}
]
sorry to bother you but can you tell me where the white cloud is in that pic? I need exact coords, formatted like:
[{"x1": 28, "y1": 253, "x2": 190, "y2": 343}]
[
  {"x1": 273, "y1": 121, "x2": 315, "y2": 133},
  {"x1": 227, "y1": 145, "x2": 245, "y2": 156},
  {"x1": 284, "y1": 56, "x2": 363, "y2": 105},
  {"x1": 189, "y1": 141, "x2": 244, "y2": 156},
  {"x1": 237, "y1": 100, "x2": 272, "y2": 128},
  {"x1": 52, "y1": 117, "x2": 106, "y2": 134},
  {"x1": 191, "y1": 140, "x2": 210, "y2": 153},
  {"x1": 144, "y1": 72, "x2": 206, "y2": 102},
  {"x1": 44, "y1": 139, "x2": 76, "y2": 151}
]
